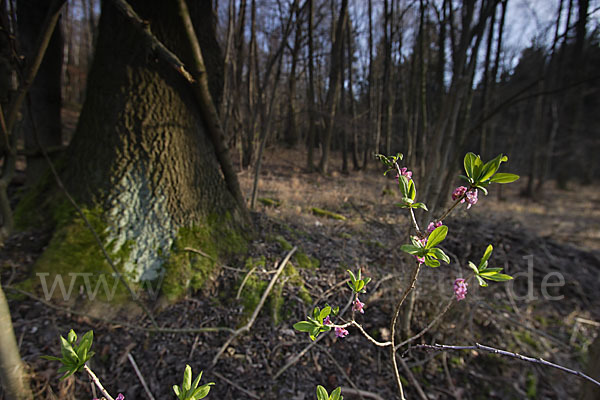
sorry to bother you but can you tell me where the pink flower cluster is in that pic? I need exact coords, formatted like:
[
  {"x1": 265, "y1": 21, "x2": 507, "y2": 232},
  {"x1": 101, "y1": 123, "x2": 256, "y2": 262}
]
[
  {"x1": 399, "y1": 167, "x2": 412, "y2": 180},
  {"x1": 414, "y1": 236, "x2": 428, "y2": 264},
  {"x1": 427, "y1": 221, "x2": 443, "y2": 233},
  {"x1": 335, "y1": 327, "x2": 349, "y2": 338},
  {"x1": 353, "y1": 297, "x2": 365, "y2": 314},
  {"x1": 453, "y1": 278, "x2": 468, "y2": 301},
  {"x1": 452, "y1": 186, "x2": 478, "y2": 209},
  {"x1": 396, "y1": 167, "x2": 412, "y2": 182}
]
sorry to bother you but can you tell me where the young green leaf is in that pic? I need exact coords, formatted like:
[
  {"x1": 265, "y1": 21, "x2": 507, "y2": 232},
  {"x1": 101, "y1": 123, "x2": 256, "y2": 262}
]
[
  {"x1": 468, "y1": 261, "x2": 479, "y2": 274},
  {"x1": 408, "y1": 179, "x2": 416, "y2": 201},
  {"x1": 319, "y1": 306, "x2": 331, "y2": 321},
  {"x1": 330, "y1": 386, "x2": 343, "y2": 400},
  {"x1": 399, "y1": 175, "x2": 410, "y2": 198},
  {"x1": 400, "y1": 244, "x2": 421, "y2": 255},
  {"x1": 67, "y1": 330, "x2": 77, "y2": 344},
  {"x1": 479, "y1": 244, "x2": 493, "y2": 269},
  {"x1": 489, "y1": 173, "x2": 520, "y2": 183},
  {"x1": 424, "y1": 256, "x2": 441, "y2": 268},
  {"x1": 183, "y1": 364, "x2": 192, "y2": 392},
  {"x1": 464, "y1": 152, "x2": 477, "y2": 179},
  {"x1": 476, "y1": 275, "x2": 488, "y2": 287},
  {"x1": 293, "y1": 321, "x2": 315, "y2": 333},
  {"x1": 412, "y1": 202, "x2": 428, "y2": 211},
  {"x1": 317, "y1": 385, "x2": 329, "y2": 400},
  {"x1": 481, "y1": 273, "x2": 513, "y2": 282},
  {"x1": 429, "y1": 247, "x2": 450, "y2": 264},
  {"x1": 173, "y1": 385, "x2": 182, "y2": 399},
  {"x1": 425, "y1": 225, "x2": 448, "y2": 249}
]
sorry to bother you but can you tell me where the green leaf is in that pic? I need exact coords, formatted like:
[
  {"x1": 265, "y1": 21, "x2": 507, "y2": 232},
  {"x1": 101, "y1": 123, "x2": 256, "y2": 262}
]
[
  {"x1": 319, "y1": 306, "x2": 331, "y2": 321},
  {"x1": 480, "y1": 267, "x2": 503, "y2": 273},
  {"x1": 464, "y1": 153, "x2": 477, "y2": 179},
  {"x1": 173, "y1": 385, "x2": 182, "y2": 399},
  {"x1": 192, "y1": 383, "x2": 214, "y2": 399},
  {"x1": 480, "y1": 245, "x2": 493, "y2": 269},
  {"x1": 330, "y1": 387, "x2": 342, "y2": 400},
  {"x1": 479, "y1": 154, "x2": 508, "y2": 182},
  {"x1": 482, "y1": 273, "x2": 513, "y2": 282},
  {"x1": 67, "y1": 330, "x2": 77, "y2": 344},
  {"x1": 293, "y1": 321, "x2": 315, "y2": 332},
  {"x1": 468, "y1": 261, "x2": 479, "y2": 274},
  {"x1": 408, "y1": 179, "x2": 416, "y2": 201},
  {"x1": 347, "y1": 270, "x2": 357, "y2": 284},
  {"x1": 76, "y1": 331, "x2": 94, "y2": 362},
  {"x1": 363, "y1": 277, "x2": 371, "y2": 287},
  {"x1": 475, "y1": 185, "x2": 488, "y2": 196},
  {"x1": 401, "y1": 196, "x2": 414, "y2": 205},
  {"x1": 425, "y1": 225, "x2": 448, "y2": 249},
  {"x1": 479, "y1": 260, "x2": 488, "y2": 271},
  {"x1": 476, "y1": 275, "x2": 488, "y2": 287},
  {"x1": 183, "y1": 365, "x2": 193, "y2": 392},
  {"x1": 412, "y1": 202, "x2": 428, "y2": 211},
  {"x1": 356, "y1": 280, "x2": 365, "y2": 293},
  {"x1": 191, "y1": 370, "x2": 203, "y2": 390},
  {"x1": 490, "y1": 173, "x2": 520, "y2": 183},
  {"x1": 317, "y1": 385, "x2": 329, "y2": 400},
  {"x1": 332, "y1": 306, "x2": 339, "y2": 316},
  {"x1": 424, "y1": 256, "x2": 441, "y2": 268},
  {"x1": 60, "y1": 336, "x2": 78, "y2": 364},
  {"x1": 400, "y1": 244, "x2": 421, "y2": 255},
  {"x1": 399, "y1": 175, "x2": 410, "y2": 198},
  {"x1": 429, "y1": 248, "x2": 450, "y2": 264}
]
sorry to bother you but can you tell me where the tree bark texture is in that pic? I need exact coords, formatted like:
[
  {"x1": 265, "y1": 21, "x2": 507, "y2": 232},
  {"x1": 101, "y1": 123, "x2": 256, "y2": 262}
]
[{"x1": 62, "y1": 0, "x2": 244, "y2": 281}]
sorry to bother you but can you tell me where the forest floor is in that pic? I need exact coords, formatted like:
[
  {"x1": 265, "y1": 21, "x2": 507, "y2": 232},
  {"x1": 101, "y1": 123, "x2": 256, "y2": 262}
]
[{"x1": 2, "y1": 146, "x2": 600, "y2": 399}]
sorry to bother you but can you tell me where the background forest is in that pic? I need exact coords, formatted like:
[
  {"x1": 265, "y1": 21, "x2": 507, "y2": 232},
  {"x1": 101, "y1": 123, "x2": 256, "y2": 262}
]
[{"x1": 1, "y1": 0, "x2": 599, "y2": 399}]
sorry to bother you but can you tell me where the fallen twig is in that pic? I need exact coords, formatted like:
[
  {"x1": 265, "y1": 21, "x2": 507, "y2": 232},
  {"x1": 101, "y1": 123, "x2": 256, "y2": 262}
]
[
  {"x1": 212, "y1": 247, "x2": 297, "y2": 366},
  {"x1": 212, "y1": 371, "x2": 260, "y2": 399},
  {"x1": 236, "y1": 267, "x2": 257, "y2": 300},
  {"x1": 127, "y1": 353, "x2": 155, "y2": 400}
]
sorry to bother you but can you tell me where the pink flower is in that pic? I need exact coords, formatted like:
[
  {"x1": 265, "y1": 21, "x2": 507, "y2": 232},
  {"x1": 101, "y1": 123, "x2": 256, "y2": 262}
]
[
  {"x1": 453, "y1": 278, "x2": 468, "y2": 301},
  {"x1": 427, "y1": 221, "x2": 443, "y2": 233},
  {"x1": 414, "y1": 255, "x2": 425, "y2": 264},
  {"x1": 465, "y1": 189, "x2": 478, "y2": 209},
  {"x1": 116, "y1": 395, "x2": 125, "y2": 400},
  {"x1": 452, "y1": 186, "x2": 467, "y2": 201},
  {"x1": 323, "y1": 316, "x2": 332, "y2": 325},
  {"x1": 335, "y1": 327, "x2": 349, "y2": 338},
  {"x1": 353, "y1": 297, "x2": 365, "y2": 314},
  {"x1": 399, "y1": 167, "x2": 412, "y2": 180}
]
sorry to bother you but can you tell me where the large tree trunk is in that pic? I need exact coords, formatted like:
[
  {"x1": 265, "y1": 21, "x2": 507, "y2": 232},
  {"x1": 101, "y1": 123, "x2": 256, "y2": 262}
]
[
  {"x1": 17, "y1": 0, "x2": 63, "y2": 185},
  {"x1": 34, "y1": 0, "x2": 246, "y2": 299}
]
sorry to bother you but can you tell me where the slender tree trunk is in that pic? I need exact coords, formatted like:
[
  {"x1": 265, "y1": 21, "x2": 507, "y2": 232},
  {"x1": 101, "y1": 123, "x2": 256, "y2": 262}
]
[
  {"x1": 346, "y1": 16, "x2": 359, "y2": 171},
  {"x1": 318, "y1": 0, "x2": 348, "y2": 174},
  {"x1": 306, "y1": 0, "x2": 316, "y2": 171},
  {"x1": 285, "y1": 3, "x2": 302, "y2": 148},
  {"x1": 18, "y1": 0, "x2": 63, "y2": 186},
  {"x1": 363, "y1": 0, "x2": 374, "y2": 169}
]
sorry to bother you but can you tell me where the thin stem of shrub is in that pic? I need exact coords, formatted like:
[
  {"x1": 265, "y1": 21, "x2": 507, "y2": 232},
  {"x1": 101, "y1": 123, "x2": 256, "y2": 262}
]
[{"x1": 411, "y1": 343, "x2": 600, "y2": 388}]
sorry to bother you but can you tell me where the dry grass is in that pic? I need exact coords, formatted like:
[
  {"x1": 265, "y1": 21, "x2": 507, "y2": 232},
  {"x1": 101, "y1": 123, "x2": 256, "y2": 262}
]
[{"x1": 239, "y1": 147, "x2": 600, "y2": 252}]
